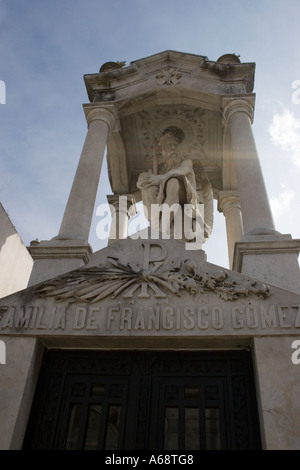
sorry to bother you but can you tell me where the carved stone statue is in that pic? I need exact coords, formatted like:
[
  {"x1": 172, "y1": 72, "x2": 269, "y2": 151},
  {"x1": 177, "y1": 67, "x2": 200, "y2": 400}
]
[{"x1": 137, "y1": 126, "x2": 214, "y2": 244}]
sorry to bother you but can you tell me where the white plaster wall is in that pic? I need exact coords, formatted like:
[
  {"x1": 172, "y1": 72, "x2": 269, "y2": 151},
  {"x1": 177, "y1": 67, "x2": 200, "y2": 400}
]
[
  {"x1": 0, "y1": 203, "x2": 33, "y2": 298},
  {"x1": 0, "y1": 336, "x2": 43, "y2": 450}
]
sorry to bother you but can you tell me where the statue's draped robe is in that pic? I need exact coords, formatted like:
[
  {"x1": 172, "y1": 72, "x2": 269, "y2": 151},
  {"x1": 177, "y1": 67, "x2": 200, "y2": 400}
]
[{"x1": 137, "y1": 158, "x2": 213, "y2": 241}]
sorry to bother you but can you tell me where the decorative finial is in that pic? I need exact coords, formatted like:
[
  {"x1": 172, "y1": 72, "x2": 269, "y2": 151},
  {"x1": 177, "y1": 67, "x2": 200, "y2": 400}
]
[{"x1": 99, "y1": 61, "x2": 126, "y2": 73}]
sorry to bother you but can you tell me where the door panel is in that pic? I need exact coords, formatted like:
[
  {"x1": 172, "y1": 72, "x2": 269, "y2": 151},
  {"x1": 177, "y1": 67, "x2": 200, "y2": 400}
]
[
  {"x1": 23, "y1": 350, "x2": 261, "y2": 450},
  {"x1": 151, "y1": 377, "x2": 226, "y2": 450},
  {"x1": 55, "y1": 375, "x2": 129, "y2": 450}
]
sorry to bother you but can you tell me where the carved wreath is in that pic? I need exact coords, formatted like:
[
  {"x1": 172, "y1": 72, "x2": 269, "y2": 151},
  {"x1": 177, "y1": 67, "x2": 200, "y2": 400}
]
[{"x1": 35, "y1": 257, "x2": 270, "y2": 304}]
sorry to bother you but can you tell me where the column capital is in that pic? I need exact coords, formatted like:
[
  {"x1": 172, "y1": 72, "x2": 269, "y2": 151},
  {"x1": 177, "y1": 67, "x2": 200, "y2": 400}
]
[
  {"x1": 83, "y1": 104, "x2": 117, "y2": 131},
  {"x1": 222, "y1": 96, "x2": 255, "y2": 125},
  {"x1": 107, "y1": 194, "x2": 137, "y2": 217},
  {"x1": 218, "y1": 190, "x2": 241, "y2": 214}
]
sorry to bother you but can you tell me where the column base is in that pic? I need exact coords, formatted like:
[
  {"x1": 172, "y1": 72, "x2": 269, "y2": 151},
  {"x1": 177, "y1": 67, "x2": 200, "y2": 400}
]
[
  {"x1": 27, "y1": 239, "x2": 92, "y2": 286},
  {"x1": 232, "y1": 233, "x2": 300, "y2": 293},
  {"x1": 245, "y1": 227, "x2": 281, "y2": 236}
]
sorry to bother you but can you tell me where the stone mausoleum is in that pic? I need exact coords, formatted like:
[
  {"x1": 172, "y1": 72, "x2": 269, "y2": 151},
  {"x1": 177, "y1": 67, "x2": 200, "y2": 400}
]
[{"x1": 1, "y1": 50, "x2": 300, "y2": 450}]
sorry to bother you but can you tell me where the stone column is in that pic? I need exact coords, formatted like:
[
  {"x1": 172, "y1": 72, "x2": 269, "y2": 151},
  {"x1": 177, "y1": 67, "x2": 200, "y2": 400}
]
[
  {"x1": 222, "y1": 98, "x2": 276, "y2": 235},
  {"x1": 222, "y1": 97, "x2": 300, "y2": 292},
  {"x1": 107, "y1": 194, "x2": 136, "y2": 245},
  {"x1": 218, "y1": 191, "x2": 244, "y2": 268},
  {"x1": 57, "y1": 104, "x2": 117, "y2": 242},
  {"x1": 253, "y1": 336, "x2": 300, "y2": 449}
]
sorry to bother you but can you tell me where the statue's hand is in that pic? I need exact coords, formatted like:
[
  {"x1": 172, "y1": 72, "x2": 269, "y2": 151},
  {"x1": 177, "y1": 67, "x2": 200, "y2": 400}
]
[{"x1": 137, "y1": 171, "x2": 161, "y2": 189}]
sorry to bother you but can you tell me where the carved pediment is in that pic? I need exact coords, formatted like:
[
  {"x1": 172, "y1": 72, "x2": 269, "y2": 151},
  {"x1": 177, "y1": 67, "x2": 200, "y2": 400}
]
[
  {"x1": 35, "y1": 249, "x2": 270, "y2": 305},
  {"x1": 1, "y1": 237, "x2": 300, "y2": 340}
]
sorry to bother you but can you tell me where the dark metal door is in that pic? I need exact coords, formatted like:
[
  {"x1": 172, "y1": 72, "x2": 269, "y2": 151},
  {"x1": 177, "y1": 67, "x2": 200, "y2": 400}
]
[{"x1": 23, "y1": 350, "x2": 261, "y2": 450}]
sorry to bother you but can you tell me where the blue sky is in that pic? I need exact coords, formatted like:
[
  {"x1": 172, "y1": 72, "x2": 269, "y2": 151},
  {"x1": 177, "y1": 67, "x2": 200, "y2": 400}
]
[{"x1": 0, "y1": 0, "x2": 300, "y2": 268}]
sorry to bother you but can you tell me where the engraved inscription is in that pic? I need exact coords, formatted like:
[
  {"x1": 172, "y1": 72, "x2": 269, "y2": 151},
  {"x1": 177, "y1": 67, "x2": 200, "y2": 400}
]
[{"x1": 0, "y1": 303, "x2": 299, "y2": 333}]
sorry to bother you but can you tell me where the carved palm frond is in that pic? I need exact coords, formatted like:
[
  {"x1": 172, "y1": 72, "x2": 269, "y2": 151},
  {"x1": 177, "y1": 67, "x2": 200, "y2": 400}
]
[{"x1": 35, "y1": 255, "x2": 270, "y2": 304}]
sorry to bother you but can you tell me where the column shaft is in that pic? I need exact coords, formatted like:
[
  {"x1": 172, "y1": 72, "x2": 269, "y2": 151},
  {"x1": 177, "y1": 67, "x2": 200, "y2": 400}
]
[
  {"x1": 224, "y1": 99, "x2": 275, "y2": 235},
  {"x1": 58, "y1": 106, "x2": 116, "y2": 242},
  {"x1": 218, "y1": 191, "x2": 244, "y2": 268},
  {"x1": 107, "y1": 194, "x2": 136, "y2": 245}
]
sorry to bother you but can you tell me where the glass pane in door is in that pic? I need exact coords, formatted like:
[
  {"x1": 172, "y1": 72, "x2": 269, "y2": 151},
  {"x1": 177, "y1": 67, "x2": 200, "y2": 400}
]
[
  {"x1": 164, "y1": 407, "x2": 179, "y2": 450},
  {"x1": 205, "y1": 408, "x2": 221, "y2": 450},
  {"x1": 64, "y1": 403, "x2": 82, "y2": 450},
  {"x1": 84, "y1": 404, "x2": 103, "y2": 450},
  {"x1": 185, "y1": 407, "x2": 200, "y2": 450},
  {"x1": 104, "y1": 405, "x2": 121, "y2": 450}
]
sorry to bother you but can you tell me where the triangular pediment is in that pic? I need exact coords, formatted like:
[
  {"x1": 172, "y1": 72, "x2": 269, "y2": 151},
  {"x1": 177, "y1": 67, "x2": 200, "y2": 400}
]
[{"x1": 84, "y1": 49, "x2": 255, "y2": 103}]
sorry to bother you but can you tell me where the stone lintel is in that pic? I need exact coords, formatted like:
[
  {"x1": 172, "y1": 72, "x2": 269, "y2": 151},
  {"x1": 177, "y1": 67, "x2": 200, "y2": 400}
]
[{"x1": 22, "y1": 336, "x2": 255, "y2": 351}]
